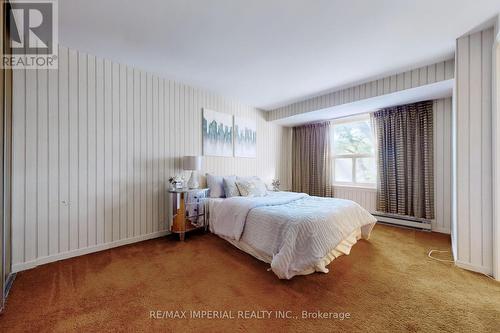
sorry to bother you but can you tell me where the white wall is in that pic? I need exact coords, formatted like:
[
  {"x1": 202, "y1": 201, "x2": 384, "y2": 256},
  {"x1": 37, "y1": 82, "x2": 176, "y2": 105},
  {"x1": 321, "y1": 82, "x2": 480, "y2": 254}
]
[
  {"x1": 268, "y1": 60, "x2": 455, "y2": 122},
  {"x1": 454, "y1": 27, "x2": 494, "y2": 275},
  {"x1": 11, "y1": 46, "x2": 292, "y2": 272},
  {"x1": 493, "y1": 21, "x2": 500, "y2": 280},
  {"x1": 332, "y1": 97, "x2": 452, "y2": 234},
  {"x1": 333, "y1": 186, "x2": 377, "y2": 212},
  {"x1": 433, "y1": 98, "x2": 453, "y2": 234}
]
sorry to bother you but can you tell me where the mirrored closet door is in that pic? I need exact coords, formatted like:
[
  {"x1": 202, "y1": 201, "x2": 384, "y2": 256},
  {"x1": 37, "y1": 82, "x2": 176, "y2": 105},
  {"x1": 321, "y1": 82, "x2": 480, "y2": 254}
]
[{"x1": 1, "y1": 0, "x2": 13, "y2": 312}]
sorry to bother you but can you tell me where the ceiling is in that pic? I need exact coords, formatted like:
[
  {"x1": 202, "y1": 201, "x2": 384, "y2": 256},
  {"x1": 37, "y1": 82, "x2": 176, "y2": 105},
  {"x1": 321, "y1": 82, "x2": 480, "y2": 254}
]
[{"x1": 59, "y1": 0, "x2": 500, "y2": 110}]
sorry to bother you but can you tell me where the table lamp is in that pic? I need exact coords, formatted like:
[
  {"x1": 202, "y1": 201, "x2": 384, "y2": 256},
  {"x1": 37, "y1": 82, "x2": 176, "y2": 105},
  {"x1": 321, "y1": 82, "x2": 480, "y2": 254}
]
[{"x1": 183, "y1": 156, "x2": 202, "y2": 189}]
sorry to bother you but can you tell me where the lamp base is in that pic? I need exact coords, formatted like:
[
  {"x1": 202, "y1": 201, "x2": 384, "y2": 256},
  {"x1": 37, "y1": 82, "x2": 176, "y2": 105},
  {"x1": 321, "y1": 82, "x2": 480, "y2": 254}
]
[{"x1": 187, "y1": 171, "x2": 199, "y2": 189}]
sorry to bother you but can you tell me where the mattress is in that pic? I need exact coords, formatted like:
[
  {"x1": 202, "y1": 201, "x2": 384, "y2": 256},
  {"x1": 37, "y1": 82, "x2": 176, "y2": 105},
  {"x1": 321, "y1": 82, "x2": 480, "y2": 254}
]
[{"x1": 206, "y1": 192, "x2": 376, "y2": 279}]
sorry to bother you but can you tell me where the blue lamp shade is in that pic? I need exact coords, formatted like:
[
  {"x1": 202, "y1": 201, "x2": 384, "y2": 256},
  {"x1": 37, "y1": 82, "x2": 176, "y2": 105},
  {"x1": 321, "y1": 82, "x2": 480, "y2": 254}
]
[{"x1": 183, "y1": 156, "x2": 202, "y2": 171}]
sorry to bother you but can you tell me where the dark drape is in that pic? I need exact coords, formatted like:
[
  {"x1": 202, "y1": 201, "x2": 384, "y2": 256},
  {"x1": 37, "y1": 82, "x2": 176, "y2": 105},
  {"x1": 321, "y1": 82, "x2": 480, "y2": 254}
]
[
  {"x1": 292, "y1": 122, "x2": 332, "y2": 197},
  {"x1": 374, "y1": 101, "x2": 434, "y2": 219}
]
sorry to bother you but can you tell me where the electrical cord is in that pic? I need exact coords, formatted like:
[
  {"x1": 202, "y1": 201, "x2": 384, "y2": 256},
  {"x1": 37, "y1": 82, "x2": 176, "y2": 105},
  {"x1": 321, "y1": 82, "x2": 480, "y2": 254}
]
[
  {"x1": 427, "y1": 249, "x2": 454, "y2": 262},
  {"x1": 427, "y1": 249, "x2": 496, "y2": 281}
]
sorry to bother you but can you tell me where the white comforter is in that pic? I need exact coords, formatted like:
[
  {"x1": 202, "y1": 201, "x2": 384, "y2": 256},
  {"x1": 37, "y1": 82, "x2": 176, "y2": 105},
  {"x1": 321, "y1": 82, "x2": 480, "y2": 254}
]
[{"x1": 209, "y1": 192, "x2": 377, "y2": 279}]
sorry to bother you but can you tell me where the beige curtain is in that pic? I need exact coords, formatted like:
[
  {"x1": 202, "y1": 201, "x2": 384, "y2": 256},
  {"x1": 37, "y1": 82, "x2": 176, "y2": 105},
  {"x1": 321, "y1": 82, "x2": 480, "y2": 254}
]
[
  {"x1": 292, "y1": 122, "x2": 332, "y2": 197},
  {"x1": 374, "y1": 101, "x2": 434, "y2": 219}
]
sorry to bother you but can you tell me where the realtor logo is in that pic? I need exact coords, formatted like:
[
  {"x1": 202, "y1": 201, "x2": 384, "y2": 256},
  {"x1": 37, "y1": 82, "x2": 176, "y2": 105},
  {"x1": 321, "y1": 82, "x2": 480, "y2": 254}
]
[{"x1": 2, "y1": 0, "x2": 58, "y2": 68}]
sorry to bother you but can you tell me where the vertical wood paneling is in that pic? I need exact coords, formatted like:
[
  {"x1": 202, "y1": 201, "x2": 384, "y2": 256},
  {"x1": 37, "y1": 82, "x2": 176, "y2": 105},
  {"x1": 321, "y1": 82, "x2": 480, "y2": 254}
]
[
  {"x1": 152, "y1": 76, "x2": 159, "y2": 234},
  {"x1": 267, "y1": 59, "x2": 455, "y2": 122},
  {"x1": 433, "y1": 98, "x2": 452, "y2": 234},
  {"x1": 78, "y1": 52, "x2": 88, "y2": 249},
  {"x1": 469, "y1": 33, "x2": 483, "y2": 265},
  {"x1": 48, "y1": 63, "x2": 59, "y2": 255},
  {"x1": 333, "y1": 187, "x2": 377, "y2": 212},
  {"x1": 25, "y1": 68, "x2": 37, "y2": 261},
  {"x1": 144, "y1": 73, "x2": 151, "y2": 234},
  {"x1": 158, "y1": 78, "x2": 165, "y2": 231},
  {"x1": 127, "y1": 67, "x2": 134, "y2": 238},
  {"x1": 481, "y1": 28, "x2": 493, "y2": 269},
  {"x1": 68, "y1": 50, "x2": 79, "y2": 251},
  {"x1": 119, "y1": 64, "x2": 128, "y2": 240},
  {"x1": 428, "y1": 64, "x2": 436, "y2": 84},
  {"x1": 112, "y1": 63, "x2": 120, "y2": 241},
  {"x1": 443, "y1": 98, "x2": 452, "y2": 235},
  {"x1": 434, "y1": 101, "x2": 444, "y2": 233},
  {"x1": 12, "y1": 69, "x2": 25, "y2": 264},
  {"x1": 455, "y1": 28, "x2": 494, "y2": 274},
  {"x1": 58, "y1": 48, "x2": 69, "y2": 253},
  {"x1": 456, "y1": 35, "x2": 471, "y2": 263},
  {"x1": 37, "y1": 67, "x2": 49, "y2": 258},
  {"x1": 103, "y1": 59, "x2": 112, "y2": 244},
  {"x1": 87, "y1": 55, "x2": 97, "y2": 247},
  {"x1": 11, "y1": 46, "x2": 292, "y2": 271},
  {"x1": 140, "y1": 72, "x2": 147, "y2": 235},
  {"x1": 95, "y1": 57, "x2": 105, "y2": 245},
  {"x1": 133, "y1": 69, "x2": 141, "y2": 237}
]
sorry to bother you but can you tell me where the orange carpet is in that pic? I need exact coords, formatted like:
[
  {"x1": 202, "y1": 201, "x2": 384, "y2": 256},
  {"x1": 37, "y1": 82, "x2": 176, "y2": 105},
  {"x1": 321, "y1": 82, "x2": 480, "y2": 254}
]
[{"x1": 0, "y1": 224, "x2": 499, "y2": 332}]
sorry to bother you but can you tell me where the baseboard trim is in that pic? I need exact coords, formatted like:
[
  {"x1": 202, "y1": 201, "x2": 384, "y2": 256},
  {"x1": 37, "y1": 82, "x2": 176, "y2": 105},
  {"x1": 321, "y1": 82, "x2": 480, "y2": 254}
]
[
  {"x1": 373, "y1": 213, "x2": 432, "y2": 231},
  {"x1": 455, "y1": 260, "x2": 493, "y2": 276},
  {"x1": 4, "y1": 273, "x2": 16, "y2": 298},
  {"x1": 0, "y1": 273, "x2": 17, "y2": 313},
  {"x1": 12, "y1": 230, "x2": 170, "y2": 273},
  {"x1": 430, "y1": 227, "x2": 451, "y2": 234}
]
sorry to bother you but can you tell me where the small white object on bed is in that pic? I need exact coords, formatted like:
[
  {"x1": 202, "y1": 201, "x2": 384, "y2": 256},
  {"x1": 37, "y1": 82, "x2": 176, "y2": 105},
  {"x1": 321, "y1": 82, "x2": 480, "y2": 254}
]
[{"x1": 207, "y1": 191, "x2": 376, "y2": 279}]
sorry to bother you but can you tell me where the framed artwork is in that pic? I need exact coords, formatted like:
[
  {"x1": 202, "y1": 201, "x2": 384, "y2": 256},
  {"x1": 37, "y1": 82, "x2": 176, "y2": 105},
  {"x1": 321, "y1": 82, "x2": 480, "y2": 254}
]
[
  {"x1": 234, "y1": 117, "x2": 257, "y2": 158},
  {"x1": 202, "y1": 109, "x2": 233, "y2": 157}
]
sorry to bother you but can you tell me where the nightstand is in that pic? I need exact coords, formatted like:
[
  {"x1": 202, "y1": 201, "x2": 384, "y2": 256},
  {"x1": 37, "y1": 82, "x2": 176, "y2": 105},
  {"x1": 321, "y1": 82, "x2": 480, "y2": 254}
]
[{"x1": 168, "y1": 188, "x2": 208, "y2": 241}]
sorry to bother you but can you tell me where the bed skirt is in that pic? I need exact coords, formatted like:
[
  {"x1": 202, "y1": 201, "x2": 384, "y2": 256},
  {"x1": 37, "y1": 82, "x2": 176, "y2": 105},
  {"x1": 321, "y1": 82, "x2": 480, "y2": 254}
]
[{"x1": 219, "y1": 228, "x2": 363, "y2": 277}]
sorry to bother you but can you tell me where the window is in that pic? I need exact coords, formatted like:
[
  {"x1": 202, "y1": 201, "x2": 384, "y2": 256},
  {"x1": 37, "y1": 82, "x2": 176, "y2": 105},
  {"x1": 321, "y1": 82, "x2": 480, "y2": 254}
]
[{"x1": 331, "y1": 114, "x2": 376, "y2": 187}]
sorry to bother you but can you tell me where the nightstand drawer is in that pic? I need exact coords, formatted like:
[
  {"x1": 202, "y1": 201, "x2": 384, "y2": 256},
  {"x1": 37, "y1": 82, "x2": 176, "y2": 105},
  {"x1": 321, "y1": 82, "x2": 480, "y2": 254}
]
[
  {"x1": 168, "y1": 188, "x2": 208, "y2": 241},
  {"x1": 184, "y1": 190, "x2": 207, "y2": 217}
]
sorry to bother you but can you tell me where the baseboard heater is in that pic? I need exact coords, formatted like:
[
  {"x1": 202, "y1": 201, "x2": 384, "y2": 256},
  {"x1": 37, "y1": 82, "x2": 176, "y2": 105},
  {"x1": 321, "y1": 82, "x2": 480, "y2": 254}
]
[{"x1": 371, "y1": 211, "x2": 432, "y2": 231}]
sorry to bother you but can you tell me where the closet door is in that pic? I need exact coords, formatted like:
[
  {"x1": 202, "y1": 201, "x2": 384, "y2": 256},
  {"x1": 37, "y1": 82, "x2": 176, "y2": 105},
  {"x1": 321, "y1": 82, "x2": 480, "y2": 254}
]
[
  {"x1": 0, "y1": 0, "x2": 5, "y2": 310},
  {"x1": 0, "y1": 0, "x2": 13, "y2": 312},
  {"x1": 1, "y1": 55, "x2": 12, "y2": 313}
]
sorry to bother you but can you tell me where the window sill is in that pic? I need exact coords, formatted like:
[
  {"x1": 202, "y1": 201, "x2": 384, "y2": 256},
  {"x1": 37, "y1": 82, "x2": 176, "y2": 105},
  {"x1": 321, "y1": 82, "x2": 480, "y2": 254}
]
[{"x1": 332, "y1": 184, "x2": 377, "y2": 192}]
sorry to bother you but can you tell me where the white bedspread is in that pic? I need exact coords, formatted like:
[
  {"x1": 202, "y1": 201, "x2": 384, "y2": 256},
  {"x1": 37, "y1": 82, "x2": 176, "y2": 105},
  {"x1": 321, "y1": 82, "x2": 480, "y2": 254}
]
[
  {"x1": 210, "y1": 191, "x2": 307, "y2": 240},
  {"x1": 208, "y1": 192, "x2": 377, "y2": 279}
]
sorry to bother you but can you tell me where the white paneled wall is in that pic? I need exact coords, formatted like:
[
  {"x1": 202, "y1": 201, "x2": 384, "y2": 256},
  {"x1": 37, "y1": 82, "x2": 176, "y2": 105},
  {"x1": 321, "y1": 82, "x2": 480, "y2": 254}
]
[
  {"x1": 494, "y1": 28, "x2": 500, "y2": 280},
  {"x1": 433, "y1": 98, "x2": 452, "y2": 234},
  {"x1": 332, "y1": 98, "x2": 452, "y2": 234},
  {"x1": 333, "y1": 186, "x2": 377, "y2": 212},
  {"x1": 454, "y1": 27, "x2": 494, "y2": 275},
  {"x1": 11, "y1": 46, "x2": 292, "y2": 272},
  {"x1": 268, "y1": 60, "x2": 455, "y2": 122}
]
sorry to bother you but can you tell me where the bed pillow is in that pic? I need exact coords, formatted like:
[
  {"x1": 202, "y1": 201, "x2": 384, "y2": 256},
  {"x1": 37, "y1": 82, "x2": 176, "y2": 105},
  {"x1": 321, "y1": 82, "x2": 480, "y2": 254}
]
[
  {"x1": 236, "y1": 177, "x2": 267, "y2": 197},
  {"x1": 206, "y1": 173, "x2": 225, "y2": 198},
  {"x1": 236, "y1": 176, "x2": 262, "y2": 183},
  {"x1": 223, "y1": 176, "x2": 240, "y2": 197},
  {"x1": 252, "y1": 177, "x2": 268, "y2": 196}
]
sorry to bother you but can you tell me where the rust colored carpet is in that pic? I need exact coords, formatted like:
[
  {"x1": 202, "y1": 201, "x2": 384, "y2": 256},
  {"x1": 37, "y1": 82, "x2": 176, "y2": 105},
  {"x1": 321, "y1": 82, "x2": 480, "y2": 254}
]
[{"x1": 0, "y1": 224, "x2": 499, "y2": 332}]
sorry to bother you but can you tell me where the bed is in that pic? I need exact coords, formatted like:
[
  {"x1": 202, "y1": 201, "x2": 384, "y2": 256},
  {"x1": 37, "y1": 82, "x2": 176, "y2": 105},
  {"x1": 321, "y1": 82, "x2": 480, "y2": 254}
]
[{"x1": 206, "y1": 191, "x2": 377, "y2": 279}]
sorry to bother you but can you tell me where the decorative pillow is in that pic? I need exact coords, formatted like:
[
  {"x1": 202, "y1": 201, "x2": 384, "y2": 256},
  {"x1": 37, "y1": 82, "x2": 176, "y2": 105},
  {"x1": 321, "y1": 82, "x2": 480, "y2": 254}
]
[
  {"x1": 236, "y1": 177, "x2": 267, "y2": 197},
  {"x1": 223, "y1": 176, "x2": 240, "y2": 197},
  {"x1": 236, "y1": 176, "x2": 259, "y2": 184},
  {"x1": 206, "y1": 173, "x2": 225, "y2": 198},
  {"x1": 252, "y1": 178, "x2": 268, "y2": 195},
  {"x1": 237, "y1": 176, "x2": 267, "y2": 192}
]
